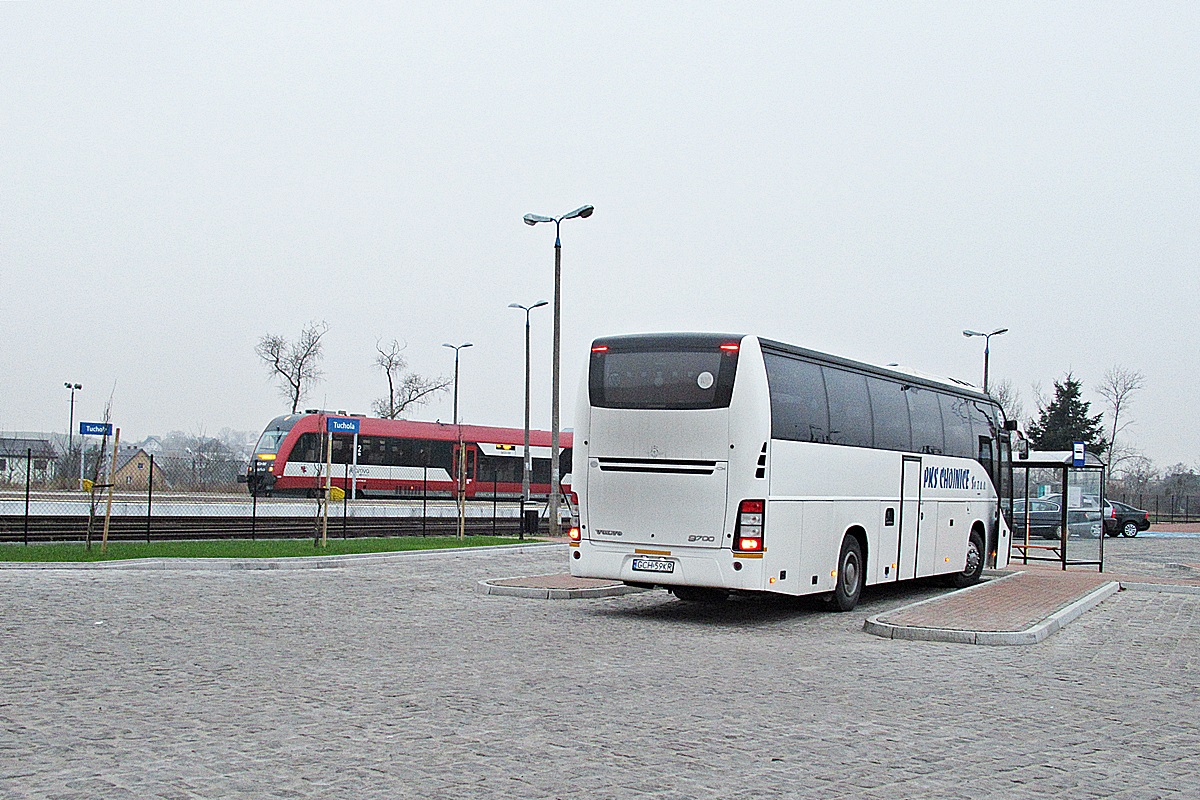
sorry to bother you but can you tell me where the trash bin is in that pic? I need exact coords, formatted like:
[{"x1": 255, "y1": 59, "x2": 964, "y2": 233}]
[{"x1": 523, "y1": 509, "x2": 540, "y2": 536}]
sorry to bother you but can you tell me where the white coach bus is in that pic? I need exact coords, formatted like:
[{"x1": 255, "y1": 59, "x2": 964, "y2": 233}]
[{"x1": 568, "y1": 333, "x2": 1015, "y2": 611}]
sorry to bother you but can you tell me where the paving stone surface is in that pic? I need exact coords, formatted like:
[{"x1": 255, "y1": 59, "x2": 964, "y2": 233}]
[{"x1": 2, "y1": 539, "x2": 1199, "y2": 799}]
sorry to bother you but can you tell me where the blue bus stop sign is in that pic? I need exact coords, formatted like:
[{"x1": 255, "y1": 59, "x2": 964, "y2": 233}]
[
  {"x1": 327, "y1": 417, "x2": 361, "y2": 435},
  {"x1": 1072, "y1": 442, "x2": 1086, "y2": 467},
  {"x1": 80, "y1": 422, "x2": 113, "y2": 436}
]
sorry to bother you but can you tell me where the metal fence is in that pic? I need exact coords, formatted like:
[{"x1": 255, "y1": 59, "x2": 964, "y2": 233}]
[
  {"x1": 1110, "y1": 494, "x2": 1200, "y2": 525},
  {"x1": 0, "y1": 449, "x2": 551, "y2": 544}
]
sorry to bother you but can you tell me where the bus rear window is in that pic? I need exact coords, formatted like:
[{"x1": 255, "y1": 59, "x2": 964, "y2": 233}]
[{"x1": 589, "y1": 343, "x2": 739, "y2": 410}]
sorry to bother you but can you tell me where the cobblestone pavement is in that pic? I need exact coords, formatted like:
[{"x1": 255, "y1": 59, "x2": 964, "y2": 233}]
[{"x1": 2, "y1": 540, "x2": 1198, "y2": 799}]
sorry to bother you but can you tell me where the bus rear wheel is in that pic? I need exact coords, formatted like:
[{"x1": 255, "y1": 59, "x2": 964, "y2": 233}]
[
  {"x1": 948, "y1": 529, "x2": 986, "y2": 588},
  {"x1": 828, "y1": 535, "x2": 864, "y2": 612}
]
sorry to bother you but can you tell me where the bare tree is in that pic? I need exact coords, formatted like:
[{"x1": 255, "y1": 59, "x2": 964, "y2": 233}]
[
  {"x1": 1117, "y1": 454, "x2": 1158, "y2": 497},
  {"x1": 255, "y1": 321, "x2": 329, "y2": 413},
  {"x1": 1029, "y1": 380, "x2": 1048, "y2": 419},
  {"x1": 990, "y1": 378, "x2": 1024, "y2": 426},
  {"x1": 1097, "y1": 365, "x2": 1146, "y2": 475},
  {"x1": 372, "y1": 339, "x2": 451, "y2": 419}
]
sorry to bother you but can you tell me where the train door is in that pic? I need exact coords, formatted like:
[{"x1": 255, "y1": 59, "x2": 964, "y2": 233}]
[{"x1": 453, "y1": 444, "x2": 478, "y2": 497}]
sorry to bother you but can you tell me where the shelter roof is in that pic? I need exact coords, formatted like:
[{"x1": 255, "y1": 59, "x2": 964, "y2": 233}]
[{"x1": 1018, "y1": 449, "x2": 1106, "y2": 468}]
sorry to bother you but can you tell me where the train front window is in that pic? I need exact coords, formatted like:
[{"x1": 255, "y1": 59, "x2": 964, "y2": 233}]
[{"x1": 255, "y1": 429, "x2": 289, "y2": 454}]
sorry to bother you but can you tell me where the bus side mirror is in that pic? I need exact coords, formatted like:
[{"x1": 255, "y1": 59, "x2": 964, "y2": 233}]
[
  {"x1": 1004, "y1": 420, "x2": 1018, "y2": 431},
  {"x1": 1017, "y1": 437, "x2": 1029, "y2": 459}
]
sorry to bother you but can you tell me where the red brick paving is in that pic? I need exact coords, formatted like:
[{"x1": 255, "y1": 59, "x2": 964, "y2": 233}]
[
  {"x1": 880, "y1": 570, "x2": 1116, "y2": 632},
  {"x1": 879, "y1": 559, "x2": 1200, "y2": 634}
]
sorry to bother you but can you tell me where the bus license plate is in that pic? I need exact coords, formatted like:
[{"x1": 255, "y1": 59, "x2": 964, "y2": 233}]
[{"x1": 632, "y1": 557, "x2": 674, "y2": 574}]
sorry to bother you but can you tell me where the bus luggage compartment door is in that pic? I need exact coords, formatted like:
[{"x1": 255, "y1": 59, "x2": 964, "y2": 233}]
[{"x1": 586, "y1": 458, "x2": 729, "y2": 549}]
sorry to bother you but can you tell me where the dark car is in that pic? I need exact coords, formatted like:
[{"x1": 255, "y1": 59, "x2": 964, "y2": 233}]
[
  {"x1": 1013, "y1": 498, "x2": 1062, "y2": 539},
  {"x1": 1013, "y1": 497, "x2": 1103, "y2": 539},
  {"x1": 1104, "y1": 500, "x2": 1151, "y2": 538}
]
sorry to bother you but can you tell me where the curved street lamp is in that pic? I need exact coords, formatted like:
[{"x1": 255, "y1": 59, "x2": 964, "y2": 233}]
[
  {"x1": 508, "y1": 301, "x2": 548, "y2": 539},
  {"x1": 523, "y1": 205, "x2": 593, "y2": 536},
  {"x1": 64, "y1": 382, "x2": 82, "y2": 457},
  {"x1": 442, "y1": 342, "x2": 474, "y2": 424},
  {"x1": 963, "y1": 328, "x2": 1008, "y2": 393},
  {"x1": 65, "y1": 382, "x2": 83, "y2": 487}
]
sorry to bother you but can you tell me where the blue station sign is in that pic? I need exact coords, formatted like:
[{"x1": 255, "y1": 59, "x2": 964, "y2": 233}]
[
  {"x1": 79, "y1": 422, "x2": 113, "y2": 436},
  {"x1": 327, "y1": 417, "x2": 361, "y2": 435}
]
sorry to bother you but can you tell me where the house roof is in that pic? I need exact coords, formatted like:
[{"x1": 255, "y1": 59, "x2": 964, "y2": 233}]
[
  {"x1": 0, "y1": 438, "x2": 58, "y2": 459},
  {"x1": 115, "y1": 447, "x2": 150, "y2": 472}
]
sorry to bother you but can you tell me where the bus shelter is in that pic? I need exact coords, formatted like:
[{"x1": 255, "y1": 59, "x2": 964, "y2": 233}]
[{"x1": 1011, "y1": 449, "x2": 1106, "y2": 571}]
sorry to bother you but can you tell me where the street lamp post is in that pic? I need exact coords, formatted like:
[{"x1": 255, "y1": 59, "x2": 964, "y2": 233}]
[
  {"x1": 64, "y1": 382, "x2": 82, "y2": 488},
  {"x1": 443, "y1": 342, "x2": 473, "y2": 540},
  {"x1": 963, "y1": 328, "x2": 1008, "y2": 393},
  {"x1": 64, "y1": 382, "x2": 82, "y2": 454},
  {"x1": 508, "y1": 300, "x2": 548, "y2": 539},
  {"x1": 523, "y1": 205, "x2": 593, "y2": 537}
]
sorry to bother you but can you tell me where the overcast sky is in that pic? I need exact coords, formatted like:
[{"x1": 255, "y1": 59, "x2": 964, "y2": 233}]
[{"x1": 2, "y1": 3, "x2": 1197, "y2": 467}]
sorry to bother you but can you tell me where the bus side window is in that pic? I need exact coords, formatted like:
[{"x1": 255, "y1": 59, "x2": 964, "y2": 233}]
[
  {"x1": 824, "y1": 367, "x2": 872, "y2": 448},
  {"x1": 763, "y1": 353, "x2": 828, "y2": 443},
  {"x1": 941, "y1": 395, "x2": 974, "y2": 459},
  {"x1": 977, "y1": 436, "x2": 994, "y2": 480},
  {"x1": 907, "y1": 388, "x2": 944, "y2": 455},
  {"x1": 867, "y1": 376, "x2": 912, "y2": 452}
]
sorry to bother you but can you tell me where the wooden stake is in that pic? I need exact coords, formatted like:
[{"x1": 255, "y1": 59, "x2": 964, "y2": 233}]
[
  {"x1": 321, "y1": 430, "x2": 332, "y2": 547},
  {"x1": 101, "y1": 428, "x2": 120, "y2": 553}
]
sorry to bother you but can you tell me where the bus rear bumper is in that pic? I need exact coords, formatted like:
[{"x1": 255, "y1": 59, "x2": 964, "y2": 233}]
[{"x1": 569, "y1": 541, "x2": 765, "y2": 591}]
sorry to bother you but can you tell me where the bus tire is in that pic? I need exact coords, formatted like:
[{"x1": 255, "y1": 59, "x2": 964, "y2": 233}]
[
  {"x1": 671, "y1": 586, "x2": 728, "y2": 603},
  {"x1": 948, "y1": 529, "x2": 986, "y2": 588},
  {"x1": 829, "y1": 535, "x2": 864, "y2": 612}
]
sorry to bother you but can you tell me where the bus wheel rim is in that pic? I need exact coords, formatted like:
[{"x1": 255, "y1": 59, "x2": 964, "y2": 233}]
[
  {"x1": 843, "y1": 552, "x2": 859, "y2": 592},
  {"x1": 965, "y1": 539, "x2": 982, "y2": 575}
]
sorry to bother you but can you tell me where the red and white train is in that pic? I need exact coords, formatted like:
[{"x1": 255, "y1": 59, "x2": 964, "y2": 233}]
[{"x1": 247, "y1": 412, "x2": 573, "y2": 498}]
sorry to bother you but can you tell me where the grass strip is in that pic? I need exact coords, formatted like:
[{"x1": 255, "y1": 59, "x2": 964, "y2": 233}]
[{"x1": 0, "y1": 536, "x2": 537, "y2": 563}]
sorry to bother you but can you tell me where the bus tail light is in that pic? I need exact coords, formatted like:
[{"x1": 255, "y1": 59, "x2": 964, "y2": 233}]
[
  {"x1": 734, "y1": 499, "x2": 765, "y2": 552},
  {"x1": 567, "y1": 526, "x2": 581, "y2": 542}
]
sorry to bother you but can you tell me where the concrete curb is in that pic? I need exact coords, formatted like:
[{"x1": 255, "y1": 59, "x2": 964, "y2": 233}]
[
  {"x1": 864, "y1": 575, "x2": 1121, "y2": 646},
  {"x1": 476, "y1": 576, "x2": 644, "y2": 600},
  {"x1": 1121, "y1": 582, "x2": 1200, "y2": 595},
  {"x1": 0, "y1": 541, "x2": 564, "y2": 571}
]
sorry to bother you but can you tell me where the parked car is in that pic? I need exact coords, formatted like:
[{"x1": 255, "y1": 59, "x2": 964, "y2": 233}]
[
  {"x1": 1104, "y1": 500, "x2": 1151, "y2": 538},
  {"x1": 1013, "y1": 498, "x2": 1062, "y2": 539},
  {"x1": 1013, "y1": 497, "x2": 1103, "y2": 539}
]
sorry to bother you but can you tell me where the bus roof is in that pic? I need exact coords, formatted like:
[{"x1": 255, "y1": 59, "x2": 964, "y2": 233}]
[{"x1": 590, "y1": 332, "x2": 994, "y2": 407}]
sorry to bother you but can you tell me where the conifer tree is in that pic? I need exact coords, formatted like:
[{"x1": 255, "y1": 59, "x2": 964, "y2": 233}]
[{"x1": 1026, "y1": 373, "x2": 1108, "y2": 455}]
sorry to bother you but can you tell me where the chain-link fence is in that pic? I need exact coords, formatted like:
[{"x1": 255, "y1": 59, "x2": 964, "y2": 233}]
[{"x1": 0, "y1": 448, "x2": 553, "y2": 544}]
